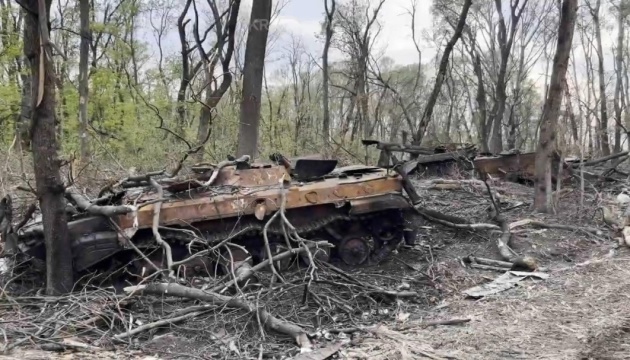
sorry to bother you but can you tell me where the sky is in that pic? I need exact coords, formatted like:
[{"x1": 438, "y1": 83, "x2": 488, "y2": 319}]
[
  {"x1": 259, "y1": 0, "x2": 620, "y2": 91},
  {"x1": 266, "y1": 0, "x2": 437, "y2": 65},
  {"x1": 278, "y1": 0, "x2": 435, "y2": 65},
  {"x1": 132, "y1": 0, "x2": 620, "y2": 94}
]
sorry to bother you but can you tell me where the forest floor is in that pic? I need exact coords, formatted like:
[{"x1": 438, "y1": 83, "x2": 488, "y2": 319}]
[{"x1": 1, "y1": 172, "x2": 629, "y2": 360}]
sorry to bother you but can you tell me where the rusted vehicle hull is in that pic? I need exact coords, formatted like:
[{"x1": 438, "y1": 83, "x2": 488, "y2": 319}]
[
  {"x1": 14, "y1": 159, "x2": 413, "y2": 281},
  {"x1": 473, "y1": 151, "x2": 573, "y2": 184}
]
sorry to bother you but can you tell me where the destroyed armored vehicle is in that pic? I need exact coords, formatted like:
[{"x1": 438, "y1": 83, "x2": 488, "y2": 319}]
[{"x1": 9, "y1": 154, "x2": 414, "y2": 281}]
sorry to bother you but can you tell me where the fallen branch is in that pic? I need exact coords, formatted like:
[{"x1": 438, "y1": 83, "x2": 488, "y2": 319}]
[
  {"x1": 570, "y1": 151, "x2": 629, "y2": 167},
  {"x1": 97, "y1": 170, "x2": 166, "y2": 196},
  {"x1": 600, "y1": 155, "x2": 629, "y2": 178},
  {"x1": 329, "y1": 317, "x2": 471, "y2": 334},
  {"x1": 66, "y1": 187, "x2": 136, "y2": 216},
  {"x1": 465, "y1": 256, "x2": 513, "y2": 268},
  {"x1": 211, "y1": 240, "x2": 333, "y2": 293},
  {"x1": 261, "y1": 207, "x2": 284, "y2": 283},
  {"x1": 14, "y1": 203, "x2": 37, "y2": 231},
  {"x1": 392, "y1": 167, "x2": 499, "y2": 231},
  {"x1": 482, "y1": 176, "x2": 537, "y2": 271},
  {"x1": 508, "y1": 219, "x2": 603, "y2": 235},
  {"x1": 399, "y1": 318, "x2": 471, "y2": 330},
  {"x1": 114, "y1": 304, "x2": 214, "y2": 340},
  {"x1": 321, "y1": 262, "x2": 418, "y2": 298},
  {"x1": 414, "y1": 207, "x2": 500, "y2": 231},
  {"x1": 495, "y1": 213, "x2": 516, "y2": 263},
  {"x1": 197, "y1": 155, "x2": 250, "y2": 187},
  {"x1": 148, "y1": 178, "x2": 174, "y2": 278},
  {"x1": 123, "y1": 283, "x2": 312, "y2": 350},
  {"x1": 470, "y1": 263, "x2": 510, "y2": 272},
  {"x1": 39, "y1": 338, "x2": 102, "y2": 353}
]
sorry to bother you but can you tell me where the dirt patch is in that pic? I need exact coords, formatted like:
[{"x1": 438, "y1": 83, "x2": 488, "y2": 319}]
[{"x1": 333, "y1": 177, "x2": 627, "y2": 359}]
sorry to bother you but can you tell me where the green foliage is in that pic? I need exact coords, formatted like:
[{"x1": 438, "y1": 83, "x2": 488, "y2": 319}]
[{"x1": 0, "y1": 0, "x2": 557, "y2": 178}]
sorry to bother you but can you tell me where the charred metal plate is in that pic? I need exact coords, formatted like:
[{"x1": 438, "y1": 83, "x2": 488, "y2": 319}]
[
  {"x1": 165, "y1": 165, "x2": 290, "y2": 193},
  {"x1": 19, "y1": 215, "x2": 113, "y2": 238},
  {"x1": 332, "y1": 165, "x2": 381, "y2": 176},
  {"x1": 116, "y1": 169, "x2": 405, "y2": 230},
  {"x1": 72, "y1": 231, "x2": 122, "y2": 271},
  {"x1": 349, "y1": 194, "x2": 411, "y2": 215},
  {"x1": 474, "y1": 151, "x2": 571, "y2": 182},
  {"x1": 214, "y1": 165, "x2": 289, "y2": 187},
  {"x1": 293, "y1": 159, "x2": 338, "y2": 180}
]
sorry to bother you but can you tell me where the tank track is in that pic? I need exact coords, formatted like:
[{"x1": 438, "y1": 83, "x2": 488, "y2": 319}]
[
  {"x1": 160, "y1": 212, "x2": 353, "y2": 245},
  {"x1": 153, "y1": 208, "x2": 405, "y2": 267}
]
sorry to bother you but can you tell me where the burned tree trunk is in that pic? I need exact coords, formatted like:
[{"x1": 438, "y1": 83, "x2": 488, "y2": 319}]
[
  {"x1": 23, "y1": 0, "x2": 74, "y2": 294},
  {"x1": 236, "y1": 0, "x2": 272, "y2": 159},
  {"x1": 534, "y1": 0, "x2": 578, "y2": 212}
]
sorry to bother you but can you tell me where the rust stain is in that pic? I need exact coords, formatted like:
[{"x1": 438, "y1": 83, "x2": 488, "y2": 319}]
[{"x1": 116, "y1": 166, "x2": 404, "y2": 229}]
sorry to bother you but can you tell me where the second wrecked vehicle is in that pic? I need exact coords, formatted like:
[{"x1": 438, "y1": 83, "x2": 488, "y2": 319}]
[{"x1": 8, "y1": 154, "x2": 415, "y2": 282}]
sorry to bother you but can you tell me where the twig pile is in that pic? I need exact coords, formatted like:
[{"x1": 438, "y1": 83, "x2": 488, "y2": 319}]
[{"x1": 1, "y1": 165, "x2": 428, "y2": 357}]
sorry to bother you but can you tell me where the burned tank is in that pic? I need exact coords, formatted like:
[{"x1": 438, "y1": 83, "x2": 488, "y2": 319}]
[{"x1": 11, "y1": 154, "x2": 414, "y2": 282}]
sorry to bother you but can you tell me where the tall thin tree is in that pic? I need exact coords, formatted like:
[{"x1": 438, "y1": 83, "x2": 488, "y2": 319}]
[
  {"x1": 322, "y1": 0, "x2": 335, "y2": 143},
  {"x1": 534, "y1": 0, "x2": 578, "y2": 212},
  {"x1": 413, "y1": 0, "x2": 472, "y2": 145},
  {"x1": 78, "y1": 0, "x2": 90, "y2": 162},
  {"x1": 236, "y1": 0, "x2": 273, "y2": 159}
]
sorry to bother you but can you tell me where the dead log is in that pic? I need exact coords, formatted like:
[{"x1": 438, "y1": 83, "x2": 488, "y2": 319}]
[
  {"x1": 114, "y1": 304, "x2": 213, "y2": 340},
  {"x1": 495, "y1": 214, "x2": 516, "y2": 262},
  {"x1": 481, "y1": 177, "x2": 538, "y2": 271},
  {"x1": 66, "y1": 187, "x2": 135, "y2": 216},
  {"x1": 508, "y1": 218, "x2": 603, "y2": 235},
  {"x1": 465, "y1": 256, "x2": 513, "y2": 268},
  {"x1": 470, "y1": 263, "x2": 509, "y2": 272},
  {"x1": 601, "y1": 155, "x2": 629, "y2": 176},
  {"x1": 149, "y1": 178, "x2": 174, "y2": 277},
  {"x1": 571, "y1": 151, "x2": 629, "y2": 168},
  {"x1": 393, "y1": 165, "x2": 499, "y2": 230},
  {"x1": 123, "y1": 282, "x2": 312, "y2": 349},
  {"x1": 414, "y1": 207, "x2": 500, "y2": 230}
]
